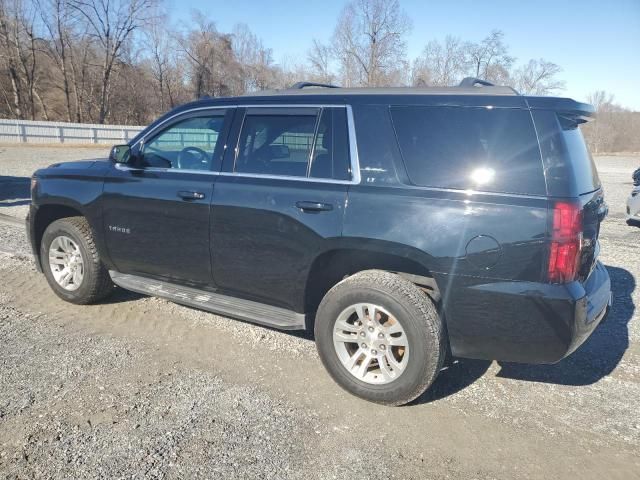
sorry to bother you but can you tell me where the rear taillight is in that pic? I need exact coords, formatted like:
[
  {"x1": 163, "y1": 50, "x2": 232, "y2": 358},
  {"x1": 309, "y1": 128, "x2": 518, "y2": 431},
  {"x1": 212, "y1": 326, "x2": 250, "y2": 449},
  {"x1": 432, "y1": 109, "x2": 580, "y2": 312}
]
[{"x1": 548, "y1": 201, "x2": 583, "y2": 283}]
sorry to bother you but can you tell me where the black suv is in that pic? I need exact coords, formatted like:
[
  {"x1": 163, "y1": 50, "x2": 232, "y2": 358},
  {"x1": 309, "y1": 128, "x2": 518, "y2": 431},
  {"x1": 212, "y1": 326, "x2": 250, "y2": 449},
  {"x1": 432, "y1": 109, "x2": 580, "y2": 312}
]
[{"x1": 27, "y1": 79, "x2": 611, "y2": 405}]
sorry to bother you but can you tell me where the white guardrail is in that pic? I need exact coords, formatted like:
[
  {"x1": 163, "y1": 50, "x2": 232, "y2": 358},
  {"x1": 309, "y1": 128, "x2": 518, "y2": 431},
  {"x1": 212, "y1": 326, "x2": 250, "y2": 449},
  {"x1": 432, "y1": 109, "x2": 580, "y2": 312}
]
[{"x1": 0, "y1": 118, "x2": 144, "y2": 145}]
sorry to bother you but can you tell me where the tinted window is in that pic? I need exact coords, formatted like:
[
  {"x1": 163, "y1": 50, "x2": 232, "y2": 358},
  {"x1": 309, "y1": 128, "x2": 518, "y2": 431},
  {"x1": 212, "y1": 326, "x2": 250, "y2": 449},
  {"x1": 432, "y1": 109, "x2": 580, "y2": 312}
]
[
  {"x1": 558, "y1": 115, "x2": 601, "y2": 194},
  {"x1": 143, "y1": 115, "x2": 225, "y2": 170},
  {"x1": 236, "y1": 111, "x2": 318, "y2": 177},
  {"x1": 310, "y1": 108, "x2": 351, "y2": 180},
  {"x1": 390, "y1": 106, "x2": 546, "y2": 195}
]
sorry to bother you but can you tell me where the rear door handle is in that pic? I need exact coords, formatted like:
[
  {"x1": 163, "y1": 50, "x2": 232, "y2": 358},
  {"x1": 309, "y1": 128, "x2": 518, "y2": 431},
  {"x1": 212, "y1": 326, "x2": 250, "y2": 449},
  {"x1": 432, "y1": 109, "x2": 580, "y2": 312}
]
[
  {"x1": 178, "y1": 190, "x2": 205, "y2": 200},
  {"x1": 296, "y1": 201, "x2": 333, "y2": 212}
]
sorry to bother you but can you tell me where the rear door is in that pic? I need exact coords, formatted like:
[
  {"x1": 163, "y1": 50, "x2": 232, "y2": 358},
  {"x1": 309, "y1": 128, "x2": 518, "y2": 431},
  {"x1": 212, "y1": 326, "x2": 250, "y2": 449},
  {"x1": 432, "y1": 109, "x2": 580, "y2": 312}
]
[
  {"x1": 210, "y1": 105, "x2": 355, "y2": 311},
  {"x1": 102, "y1": 108, "x2": 233, "y2": 285}
]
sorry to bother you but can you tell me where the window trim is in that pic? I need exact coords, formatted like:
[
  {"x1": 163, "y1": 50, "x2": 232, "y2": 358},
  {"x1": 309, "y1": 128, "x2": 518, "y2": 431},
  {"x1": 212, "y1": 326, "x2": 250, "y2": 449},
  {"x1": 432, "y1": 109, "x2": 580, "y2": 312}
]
[
  {"x1": 306, "y1": 109, "x2": 324, "y2": 178},
  {"x1": 125, "y1": 104, "x2": 361, "y2": 185}
]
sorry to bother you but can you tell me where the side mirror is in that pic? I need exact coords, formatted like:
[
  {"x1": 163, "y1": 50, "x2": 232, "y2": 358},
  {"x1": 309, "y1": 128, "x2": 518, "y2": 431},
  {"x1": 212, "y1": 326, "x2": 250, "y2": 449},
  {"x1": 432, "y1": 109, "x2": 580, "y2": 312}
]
[
  {"x1": 110, "y1": 144, "x2": 131, "y2": 164},
  {"x1": 269, "y1": 144, "x2": 290, "y2": 159}
]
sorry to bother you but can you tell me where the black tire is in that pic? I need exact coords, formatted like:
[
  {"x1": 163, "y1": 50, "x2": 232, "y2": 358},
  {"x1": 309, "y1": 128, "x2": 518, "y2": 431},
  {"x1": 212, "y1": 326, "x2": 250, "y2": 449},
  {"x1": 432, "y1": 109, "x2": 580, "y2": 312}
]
[
  {"x1": 314, "y1": 270, "x2": 445, "y2": 406},
  {"x1": 41, "y1": 216, "x2": 114, "y2": 304}
]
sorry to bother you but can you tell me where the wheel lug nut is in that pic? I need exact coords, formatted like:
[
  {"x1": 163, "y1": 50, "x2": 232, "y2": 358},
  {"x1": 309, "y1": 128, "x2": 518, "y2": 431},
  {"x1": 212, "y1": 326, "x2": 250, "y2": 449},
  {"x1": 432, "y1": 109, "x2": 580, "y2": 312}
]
[
  {"x1": 371, "y1": 350, "x2": 377, "y2": 355},
  {"x1": 361, "y1": 343, "x2": 367, "y2": 349},
  {"x1": 368, "y1": 327, "x2": 374, "y2": 332},
  {"x1": 360, "y1": 332, "x2": 366, "y2": 337},
  {"x1": 378, "y1": 332, "x2": 384, "y2": 338},
  {"x1": 380, "y1": 344, "x2": 386, "y2": 350}
]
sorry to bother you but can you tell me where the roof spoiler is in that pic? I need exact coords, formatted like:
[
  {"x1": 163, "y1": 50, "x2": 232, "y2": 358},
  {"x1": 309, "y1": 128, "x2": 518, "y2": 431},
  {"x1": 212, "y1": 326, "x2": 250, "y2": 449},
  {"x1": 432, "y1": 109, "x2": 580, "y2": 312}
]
[{"x1": 526, "y1": 97, "x2": 596, "y2": 123}]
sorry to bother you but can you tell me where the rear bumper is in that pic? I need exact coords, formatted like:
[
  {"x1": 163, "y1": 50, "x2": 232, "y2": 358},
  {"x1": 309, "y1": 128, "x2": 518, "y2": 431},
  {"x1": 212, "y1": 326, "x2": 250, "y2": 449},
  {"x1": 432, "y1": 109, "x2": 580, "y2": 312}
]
[{"x1": 444, "y1": 261, "x2": 611, "y2": 364}]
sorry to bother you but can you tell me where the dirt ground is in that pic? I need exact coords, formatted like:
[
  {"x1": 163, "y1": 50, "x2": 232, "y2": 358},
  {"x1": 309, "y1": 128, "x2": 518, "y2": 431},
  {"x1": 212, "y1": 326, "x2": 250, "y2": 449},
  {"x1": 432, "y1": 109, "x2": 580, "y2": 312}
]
[{"x1": 0, "y1": 147, "x2": 638, "y2": 479}]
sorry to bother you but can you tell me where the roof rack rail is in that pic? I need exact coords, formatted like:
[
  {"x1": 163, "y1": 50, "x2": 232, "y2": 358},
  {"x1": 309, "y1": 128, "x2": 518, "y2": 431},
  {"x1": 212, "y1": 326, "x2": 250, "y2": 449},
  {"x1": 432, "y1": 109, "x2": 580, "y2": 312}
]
[
  {"x1": 289, "y1": 81, "x2": 340, "y2": 90},
  {"x1": 459, "y1": 77, "x2": 496, "y2": 88}
]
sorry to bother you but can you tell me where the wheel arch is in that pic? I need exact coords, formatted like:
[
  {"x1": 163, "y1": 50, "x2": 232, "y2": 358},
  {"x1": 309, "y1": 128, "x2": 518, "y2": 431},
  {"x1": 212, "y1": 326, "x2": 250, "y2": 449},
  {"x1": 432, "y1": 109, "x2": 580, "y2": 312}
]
[
  {"x1": 32, "y1": 202, "x2": 87, "y2": 269},
  {"x1": 303, "y1": 243, "x2": 441, "y2": 316}
]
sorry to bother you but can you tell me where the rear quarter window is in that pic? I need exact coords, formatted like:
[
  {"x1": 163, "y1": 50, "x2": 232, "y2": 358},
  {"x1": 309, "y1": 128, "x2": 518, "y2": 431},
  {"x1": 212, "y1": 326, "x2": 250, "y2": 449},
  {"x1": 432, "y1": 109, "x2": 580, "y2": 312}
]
[
  {"x1": 557, "y1": 115, "x2": 601, "y2": 194},
  {"x1": 390, "y1": 106, "x2": 546, "y2": 195},
  {"x1": 531, "y1": 110, "x2": 601, "y2": 197}
]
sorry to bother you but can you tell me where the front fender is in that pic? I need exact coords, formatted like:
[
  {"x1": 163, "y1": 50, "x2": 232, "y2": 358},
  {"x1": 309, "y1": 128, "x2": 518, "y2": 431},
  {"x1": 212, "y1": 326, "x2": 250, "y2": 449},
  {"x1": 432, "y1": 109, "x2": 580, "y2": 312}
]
[{"x1": 31, "y1": 168, "x2": 112, "y2": 270}]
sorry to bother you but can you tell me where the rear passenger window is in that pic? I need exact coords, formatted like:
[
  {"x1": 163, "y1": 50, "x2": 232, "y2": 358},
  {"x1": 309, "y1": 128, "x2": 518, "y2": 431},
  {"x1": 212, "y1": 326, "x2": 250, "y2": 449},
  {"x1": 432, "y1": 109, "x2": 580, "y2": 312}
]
[
  {"x1": 234, "y1": 107, "x2": 352, "y2": 181},
  {"x1": 390, "y1": 106, "x2": 546, "y2": 195},
  {"x1": 236, "y1": 109, "x2": 318, "y2": 177}
]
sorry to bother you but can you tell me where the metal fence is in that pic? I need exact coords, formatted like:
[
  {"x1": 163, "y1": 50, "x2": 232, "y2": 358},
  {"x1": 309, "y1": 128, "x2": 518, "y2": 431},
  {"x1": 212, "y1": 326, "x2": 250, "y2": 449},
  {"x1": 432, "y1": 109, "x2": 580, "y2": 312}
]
[
  {"x1": 0, "y1": 118, "x2": 322, "y2": 151},
  {"x1": 0, "y1": 119, "x2": 144, "y2": 145}
]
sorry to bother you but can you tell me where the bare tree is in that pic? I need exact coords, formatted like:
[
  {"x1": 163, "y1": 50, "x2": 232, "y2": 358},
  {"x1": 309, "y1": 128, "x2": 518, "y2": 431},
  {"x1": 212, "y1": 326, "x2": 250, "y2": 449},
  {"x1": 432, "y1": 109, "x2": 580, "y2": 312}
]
[
  {"x1": 39, "y1": 0, "x2": 76, "y2": 120},
  {"x1": 0, "y1": 0, "x2": 48, "y2": 119},
  {"x1": 0, "y1": 0, "x2": 25, "y2": 118},
  {"x1": 582, "y1": 90, "x2": 617, "y2": 153},
  {"x1": 69, "y1": 0, "x2": 155, "y2": 123},
  {"x1": 12, "y1": 1, "x2": 37, "y2": 119},
  {"x1": 307, "y1": 39, "x2": 334, "y2": 84},
  {"x1": 587, "y1": 90, "x2": 615, "y2": 111},
  {"x1": 412, "y1": 35, "x2": 466, "y2": 86},
  {"x1": 66, "y1": 31, "x2": 94, "y2": 122},
  {"x1": 232, "y1": 23, "x2": 277, "y2": 93},
  {"x1": 178, "y1": 11, "x2": 243, "y2": 98},
  {"x1": 143, "y1": 11, "x2": 178, "y2": 112},
  {"x1": 332, "y1": 0, "x2": 411, "y2": 87},
  {"x1": 464, "y1": 30, "x2": 514, "y2": 84},
  {"x1": 581, "y1": 91, "x2": 640, "y2": 154},
  {"x1": 513, "y1": 58, "x2": 565, "y2": 95}
]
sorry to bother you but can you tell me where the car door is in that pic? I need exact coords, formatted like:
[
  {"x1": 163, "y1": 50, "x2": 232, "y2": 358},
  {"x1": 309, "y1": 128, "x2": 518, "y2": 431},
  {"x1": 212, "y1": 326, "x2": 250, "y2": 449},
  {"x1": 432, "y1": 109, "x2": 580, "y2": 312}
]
[
  {"x1": 102, "y1": 108, "x2": 233, "y2": 286},
  {"x1": 210, "y1": 105, "x2": 357, "y2": 311}
]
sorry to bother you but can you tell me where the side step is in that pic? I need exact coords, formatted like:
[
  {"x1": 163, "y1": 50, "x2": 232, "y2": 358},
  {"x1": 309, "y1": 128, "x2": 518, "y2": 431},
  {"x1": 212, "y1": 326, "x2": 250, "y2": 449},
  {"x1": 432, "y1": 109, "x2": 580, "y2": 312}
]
[{"x1": 110, "y1": 271, "x2": 306, "y2": 330}]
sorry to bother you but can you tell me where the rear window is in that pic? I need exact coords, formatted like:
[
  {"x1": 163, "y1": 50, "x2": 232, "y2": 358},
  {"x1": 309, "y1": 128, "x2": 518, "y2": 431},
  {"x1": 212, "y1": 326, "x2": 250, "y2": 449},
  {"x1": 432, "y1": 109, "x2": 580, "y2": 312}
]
[{"x1": 390, "y1": 106, "x2": 546, "y2": 195}]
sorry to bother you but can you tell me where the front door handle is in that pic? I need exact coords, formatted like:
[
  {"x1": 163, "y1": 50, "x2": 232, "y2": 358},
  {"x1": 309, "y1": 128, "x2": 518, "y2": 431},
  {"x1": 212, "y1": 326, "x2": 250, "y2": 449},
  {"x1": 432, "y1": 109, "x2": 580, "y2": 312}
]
[
  {"x1": 296, "y1": 201, "x2": 333, "y2": 212},
  {"x1": 178, "y1": 190, "x2": 205, "y2": 200}
]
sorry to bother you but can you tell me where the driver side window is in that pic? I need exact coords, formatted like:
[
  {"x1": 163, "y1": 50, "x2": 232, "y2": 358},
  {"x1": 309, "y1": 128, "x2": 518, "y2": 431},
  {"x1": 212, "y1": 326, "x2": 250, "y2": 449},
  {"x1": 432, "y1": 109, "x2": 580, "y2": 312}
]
[{"x1": 142, "y1": 114, "x2": 225, "y2": 171}]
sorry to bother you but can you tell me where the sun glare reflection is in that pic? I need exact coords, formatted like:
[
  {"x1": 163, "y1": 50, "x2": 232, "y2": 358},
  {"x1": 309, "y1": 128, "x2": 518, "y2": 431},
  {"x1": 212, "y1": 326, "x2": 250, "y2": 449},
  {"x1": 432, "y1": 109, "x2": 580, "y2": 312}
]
[{"x1": 470, "y1": 167, "x2": 495, "y2": 185}]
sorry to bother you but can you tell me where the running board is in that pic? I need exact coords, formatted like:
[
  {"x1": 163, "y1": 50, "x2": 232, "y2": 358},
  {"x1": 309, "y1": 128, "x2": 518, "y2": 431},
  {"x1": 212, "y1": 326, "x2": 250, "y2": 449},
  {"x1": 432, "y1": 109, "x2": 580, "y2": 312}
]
[{"x1": 109, "y1": 271, "x2": 306, "y2": 330}]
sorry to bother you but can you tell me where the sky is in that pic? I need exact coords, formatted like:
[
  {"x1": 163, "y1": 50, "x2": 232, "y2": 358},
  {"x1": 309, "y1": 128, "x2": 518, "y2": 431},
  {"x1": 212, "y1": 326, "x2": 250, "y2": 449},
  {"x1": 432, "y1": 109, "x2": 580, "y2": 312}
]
[{"x1": 165, "y1": 0, "x2": 640, "y2": 110}]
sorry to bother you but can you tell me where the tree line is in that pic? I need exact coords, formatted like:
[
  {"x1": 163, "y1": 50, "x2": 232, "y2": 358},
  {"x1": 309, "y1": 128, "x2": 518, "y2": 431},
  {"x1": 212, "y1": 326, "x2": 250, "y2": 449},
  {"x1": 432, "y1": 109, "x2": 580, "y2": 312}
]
[{"x1": 0, "y1": 0, "x2": 636, "y2": 152}]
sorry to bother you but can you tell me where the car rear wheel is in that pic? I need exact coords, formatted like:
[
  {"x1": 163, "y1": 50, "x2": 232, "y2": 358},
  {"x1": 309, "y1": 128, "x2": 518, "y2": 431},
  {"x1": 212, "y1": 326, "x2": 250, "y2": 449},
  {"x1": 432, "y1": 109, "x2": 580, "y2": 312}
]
[
  {"x1": 314, "y1": 270, "x2": 445, "y2": 406},
  {"x1": 41, "y1": 217, "x2": 114, "y2": 304}
]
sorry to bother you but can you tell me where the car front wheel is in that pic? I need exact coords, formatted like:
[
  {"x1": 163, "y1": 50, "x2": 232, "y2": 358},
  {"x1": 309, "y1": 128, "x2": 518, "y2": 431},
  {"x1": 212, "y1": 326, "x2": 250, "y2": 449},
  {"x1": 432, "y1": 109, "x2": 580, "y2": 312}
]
[{"x1": 41, "y1": 216, "x2": 113, "y2": 304}]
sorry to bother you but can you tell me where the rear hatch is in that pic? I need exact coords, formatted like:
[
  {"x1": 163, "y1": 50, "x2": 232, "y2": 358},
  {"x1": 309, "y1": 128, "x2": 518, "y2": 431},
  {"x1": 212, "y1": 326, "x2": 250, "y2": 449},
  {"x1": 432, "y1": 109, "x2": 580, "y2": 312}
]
[{"x1": 529, "y1": 98, "x2": 607, "y2": 283}]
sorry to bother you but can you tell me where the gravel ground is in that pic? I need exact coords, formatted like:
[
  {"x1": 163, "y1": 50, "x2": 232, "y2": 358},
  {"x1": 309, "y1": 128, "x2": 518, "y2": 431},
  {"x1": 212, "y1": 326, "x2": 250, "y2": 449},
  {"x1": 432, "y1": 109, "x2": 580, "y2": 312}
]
[{"x1": 0, "y1": 147, "x2": 639, "y2": 479}]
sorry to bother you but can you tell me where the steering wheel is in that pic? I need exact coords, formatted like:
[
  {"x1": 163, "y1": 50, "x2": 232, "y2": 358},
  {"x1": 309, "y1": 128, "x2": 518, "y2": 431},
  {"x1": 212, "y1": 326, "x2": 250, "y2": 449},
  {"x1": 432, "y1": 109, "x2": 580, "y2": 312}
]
[{"x1": 177, "y1": 146, "x2": 209, "y2": 170}]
